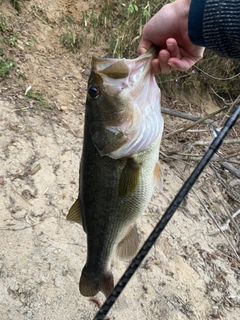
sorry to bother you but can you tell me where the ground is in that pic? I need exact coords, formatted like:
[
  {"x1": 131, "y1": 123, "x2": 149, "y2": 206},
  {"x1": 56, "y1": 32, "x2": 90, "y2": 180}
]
[{"x1": 0, "y1": 1, "x2": 239, "y2": 319}]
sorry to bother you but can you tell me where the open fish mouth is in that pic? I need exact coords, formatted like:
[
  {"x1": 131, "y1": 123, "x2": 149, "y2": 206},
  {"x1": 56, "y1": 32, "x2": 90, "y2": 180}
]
[{"x1": 91, "y1": 47, "x2": 157, "y2": 97}]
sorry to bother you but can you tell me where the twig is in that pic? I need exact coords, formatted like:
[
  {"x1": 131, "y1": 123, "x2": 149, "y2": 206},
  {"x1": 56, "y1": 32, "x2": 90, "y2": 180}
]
[
  {"x1": 211, "y1": 164, "x2": 240, "y2": 203},
  {"x1": 159, "y1": 151, "x2": 195, "y2": 167},
  {"x1": 161, "y1": 152, "x2": 240, "y2": 166},
  {"x1": 61, "y1": 118, "x2": 80, "y2": 138},
  {"x1": 163, "y1": 106, "x2": 229, "y2": 139},
  {"x1": 0, "y1": 216, "x2": 54, "y2": 231},
  {"x1": 219, "y1": 161, "x2": 240, "y2": 179},
  {"x1": 209, "y1": 209, "x2": 240, "y2": 236},
  {"x1": 219, "y1": 93, "x2": 240, "y2": 126},
  {"x1": 10, "y1": 186, "x2": 32, "y2": 207},
  {"x1": 161, "y1": 107, "x2": 201, "y2": 121},
  {"x1": 223, "y1": 152, "x2": 240, "y2": 159},
  {"x1": 192, "y1": 189, "x2": 240, "y2": 260},
  {"x1": 194, "y1": 65, "x2": 240, "y2": 81},
  {"x1": 193, "y1": 138, "x2": 240, "y2": 146}
]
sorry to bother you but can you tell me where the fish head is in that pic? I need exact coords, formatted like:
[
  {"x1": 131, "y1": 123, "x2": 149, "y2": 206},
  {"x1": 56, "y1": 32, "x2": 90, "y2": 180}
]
[{"x1": 86, "y1": 47, "x2": 163, "y2": 158}]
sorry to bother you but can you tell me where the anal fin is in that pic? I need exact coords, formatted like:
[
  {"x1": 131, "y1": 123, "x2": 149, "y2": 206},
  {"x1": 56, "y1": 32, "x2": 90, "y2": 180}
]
[
  {"x1": 116, "y1": 225, "x2": 139, "y2": 260},
  {"x1": 66, "y1": 198, "x2": 82, "y2": 225}
]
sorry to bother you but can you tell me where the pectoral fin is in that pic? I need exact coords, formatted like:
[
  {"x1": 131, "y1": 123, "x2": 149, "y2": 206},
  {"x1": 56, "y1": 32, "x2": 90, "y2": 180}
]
[
  {"x1": 66, "y1": 198, "x2": 82, "y2": 225},
  {"x1": 153, "y1": 161, "x2": 163, "y2": 192},
  {"x1": 116, "y1": 225, "x2": 139, "y2": 260},
  {"x1": 118, "y1": 158, "x2": 141, "y2": 198}
]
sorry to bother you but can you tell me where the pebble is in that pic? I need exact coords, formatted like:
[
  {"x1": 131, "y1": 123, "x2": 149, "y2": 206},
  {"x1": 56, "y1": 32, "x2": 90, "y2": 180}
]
[{"x1": 54, "y1": 275, "x2": 64, "y2": 288}]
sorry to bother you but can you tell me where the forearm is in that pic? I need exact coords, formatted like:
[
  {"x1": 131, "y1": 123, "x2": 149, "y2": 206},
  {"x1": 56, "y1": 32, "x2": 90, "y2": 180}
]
[{"x1": 189, "y1": 0, "x2": 240, "y2": 59}]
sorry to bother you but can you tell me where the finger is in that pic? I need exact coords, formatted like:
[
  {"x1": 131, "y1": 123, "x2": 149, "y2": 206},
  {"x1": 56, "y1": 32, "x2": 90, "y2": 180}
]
[
  {"x1": 152, "y1": 59, "x2": 162, "y2": 74},
  {"x1": 137, "y1": 39, "x2": 153, "y2": 55},
  {"x1": 151, "y1": 51, "x2": 173, "y2": 75},
  {"x1": 166, "y1": 38, "x2": 182, "y2": 59},
  {"x1": 168, "y1": 56, "x2": 196, "y2": 71},
  {"x1": 158, "y1": 50, "x2": 172, "y2": 74}
]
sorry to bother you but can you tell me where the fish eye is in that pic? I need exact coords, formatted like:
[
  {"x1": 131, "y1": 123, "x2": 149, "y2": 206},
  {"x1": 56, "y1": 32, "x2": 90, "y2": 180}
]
[{"x1": 88, "y1": 85, "x2": 100, "y2": 99}]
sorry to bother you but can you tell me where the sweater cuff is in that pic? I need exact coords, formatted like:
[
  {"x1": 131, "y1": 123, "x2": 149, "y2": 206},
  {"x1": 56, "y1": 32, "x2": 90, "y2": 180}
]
[{"x1": 188, "y1": 0, "x2": 206, "y2": 46}]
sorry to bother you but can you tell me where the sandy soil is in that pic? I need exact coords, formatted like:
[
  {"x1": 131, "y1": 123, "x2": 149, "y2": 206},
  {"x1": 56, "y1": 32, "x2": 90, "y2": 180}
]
[{"x1": 0, "y1": 1, "x2": 239, "y2": 319}]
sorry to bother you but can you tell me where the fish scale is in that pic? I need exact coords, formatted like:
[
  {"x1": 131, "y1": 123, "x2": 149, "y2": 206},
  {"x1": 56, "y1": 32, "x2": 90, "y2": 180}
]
[{"x1": 67, "y1": 47, "x2": 164, "y2": 298}]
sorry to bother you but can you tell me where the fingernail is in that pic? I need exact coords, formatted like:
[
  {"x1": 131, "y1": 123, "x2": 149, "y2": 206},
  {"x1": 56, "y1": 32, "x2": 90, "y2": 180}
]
[
  {"x1": 167, "y1": 43, "x2": 174, "y2": 49},
  {"x1": 161, "y1": 55, "x2": 169, "y2": 63}
]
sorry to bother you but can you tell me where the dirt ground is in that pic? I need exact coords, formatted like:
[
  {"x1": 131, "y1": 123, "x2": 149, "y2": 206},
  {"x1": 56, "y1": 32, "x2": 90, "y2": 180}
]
[{"x1": 0, "y1": 1, "x2": 239, "y2": 319}]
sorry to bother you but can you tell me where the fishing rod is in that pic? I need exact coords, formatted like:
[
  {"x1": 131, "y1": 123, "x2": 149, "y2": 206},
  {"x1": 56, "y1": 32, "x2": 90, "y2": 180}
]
[{"x1": 93, "y1": 104, "x2": 240, "y2": 320}]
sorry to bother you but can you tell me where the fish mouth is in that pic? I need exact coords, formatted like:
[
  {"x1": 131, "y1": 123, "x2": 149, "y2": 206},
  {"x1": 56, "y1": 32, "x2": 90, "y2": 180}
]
[{"x1": 91, "y1": 47, "x2": 157, "y2": 96}]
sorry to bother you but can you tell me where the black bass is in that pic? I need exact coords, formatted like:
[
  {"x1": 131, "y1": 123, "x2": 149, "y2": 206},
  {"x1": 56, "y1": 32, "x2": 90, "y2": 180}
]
[{"x1": 67, "y1": 47, "x2": 164, "y2": 298}]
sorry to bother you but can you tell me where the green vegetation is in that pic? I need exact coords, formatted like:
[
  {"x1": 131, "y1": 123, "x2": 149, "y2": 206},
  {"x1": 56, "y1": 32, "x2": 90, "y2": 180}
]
[
  {"x1": 6, "y1": 32, "x2": 19, "y2": 47},
  {"x1": 25, "y1": 89, "x2": 53, "y2": 109},
  {"x1": 0, "y1": 58, "x2": 14, "y2": 77},
  {"x1": 0, "y1": 16, "x2": 8, "y2": 32},
  {"x1": 60, "y1": 15, "x2": 83, "y2": 52},
  {"x1": 81, "y1": 1, "x2": 162, "y2": 57},
  {"x1": 10, "y1": 0, "x2": 22, "y2": 12},
  {"x1": 0, "y1": 16, "x2": 16, "y2": 78},
  {"x1": 60, "y1": 29, "x2": 83, "y2": 52}
]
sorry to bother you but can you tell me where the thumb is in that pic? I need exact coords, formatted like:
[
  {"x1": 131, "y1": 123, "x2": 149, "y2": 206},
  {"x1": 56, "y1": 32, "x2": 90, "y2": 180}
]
[{"x1": 137, "y1": 39, "x2": 153, "y2": 55}]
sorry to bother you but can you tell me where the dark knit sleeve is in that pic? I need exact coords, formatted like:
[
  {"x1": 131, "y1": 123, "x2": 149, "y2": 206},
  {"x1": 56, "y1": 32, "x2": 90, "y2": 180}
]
[
  {"x1": 189, "y1": 0, "x2": 240, "y2": 60},
  {"x1": 203, "y1": 0, "x2": 240, "y2": 59},
  {"x1": 189, "y1": 0, "x2": 206, "y2": 46}
]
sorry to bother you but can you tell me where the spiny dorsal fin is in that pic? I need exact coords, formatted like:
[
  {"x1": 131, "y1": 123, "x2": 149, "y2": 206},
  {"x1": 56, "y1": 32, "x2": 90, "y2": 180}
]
[
  {"x1": 66, "y1": 198, "x2": 82, "y2": 225},
  {"x1": 116, "y1": 225, "x2": 139, "y2": 260},
  {"x1": 153, "y1": 161, "x2": 163, "y2": 192},
  {"x1": 118, "y1": 158, "x2": 141, "y2": 198},
  {"x1": 99, "y1": 60, "x2": 129, "y2": 79}
]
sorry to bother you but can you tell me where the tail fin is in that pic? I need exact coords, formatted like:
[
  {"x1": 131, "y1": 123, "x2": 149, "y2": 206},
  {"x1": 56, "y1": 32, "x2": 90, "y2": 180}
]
[{"x1": 79, "y1": 266, "x2": 114, "y2": 298}]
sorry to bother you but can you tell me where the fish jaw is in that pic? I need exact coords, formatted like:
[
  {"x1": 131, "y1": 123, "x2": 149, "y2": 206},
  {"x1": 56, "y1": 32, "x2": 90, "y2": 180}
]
[{"x1": 86, "y1": 48, "x2": 164, "y2": 159}]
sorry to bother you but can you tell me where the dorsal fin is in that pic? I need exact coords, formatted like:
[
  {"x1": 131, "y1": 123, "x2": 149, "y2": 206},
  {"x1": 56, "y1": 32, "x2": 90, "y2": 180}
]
[
  {"x1": 116, "y1": 225, "x2": 139, "y2": 260},
  {"x1": 153, "y1": 161, "x2": 163, "y2": 191},
  {"x1": 66, "y1": 198, "x2": 82, "y2": 225}
]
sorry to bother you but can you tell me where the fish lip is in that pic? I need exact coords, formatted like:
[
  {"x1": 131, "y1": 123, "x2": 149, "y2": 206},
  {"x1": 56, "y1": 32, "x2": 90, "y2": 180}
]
[
  {"x1": 89, "y1": 47, "x2": 157, "y2": 99},
  {"x1": 91, "y1": 46, "x2": 157, "y2": 81}
]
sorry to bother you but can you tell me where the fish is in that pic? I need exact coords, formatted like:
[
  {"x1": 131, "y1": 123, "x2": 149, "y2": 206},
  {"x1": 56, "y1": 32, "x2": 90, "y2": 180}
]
[{"x1": 67, "y1": 47, "x2": 164, "y2": 298}]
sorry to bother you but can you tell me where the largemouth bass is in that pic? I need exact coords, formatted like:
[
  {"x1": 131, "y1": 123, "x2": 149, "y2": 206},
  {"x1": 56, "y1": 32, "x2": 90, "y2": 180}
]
[{"x1": 67, "y1": 47, "x2": 164, "y2": 298}]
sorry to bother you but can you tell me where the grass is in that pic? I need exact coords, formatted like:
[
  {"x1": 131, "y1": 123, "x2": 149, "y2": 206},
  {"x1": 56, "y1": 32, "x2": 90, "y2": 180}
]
[
  {"x1": 60, "y1": 29, "x2": 83, "y2": 53},
  {"x1": 10, "y1": 0, "x2": 22, "y2": 12},
  {"x1": 25, "y1": 89, "x2": 53, "y2": 109},
  {"x1": 59, "y1": 15, "x2": 83, "y2": 52},
  {"x1": 0, "y1": 58, "x2": 14, "y2": 77},
  {"x1": 0, "y1": 16, "x2": 16, "y2": 78}
]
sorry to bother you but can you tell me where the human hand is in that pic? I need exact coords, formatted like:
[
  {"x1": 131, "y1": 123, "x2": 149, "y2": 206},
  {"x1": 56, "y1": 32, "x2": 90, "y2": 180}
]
[{"x1": 137, "y1": 0, "x2": 205, "y2": 74}]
